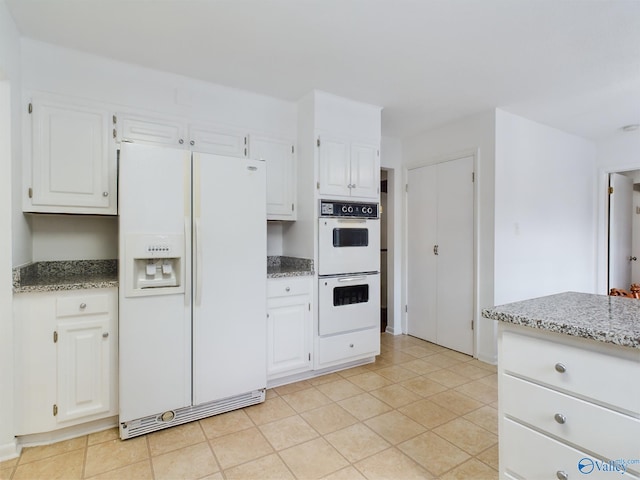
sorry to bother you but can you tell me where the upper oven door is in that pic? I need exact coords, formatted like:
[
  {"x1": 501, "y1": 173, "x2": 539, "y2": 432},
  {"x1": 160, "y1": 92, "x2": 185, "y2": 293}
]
[{"x1": 318, "y1": 217, "x2": 380, "y2": 275}]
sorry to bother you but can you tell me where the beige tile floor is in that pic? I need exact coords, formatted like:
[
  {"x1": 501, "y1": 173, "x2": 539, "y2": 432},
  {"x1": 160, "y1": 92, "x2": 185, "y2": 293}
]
[{"x1": 0, "y1": 333, "x2": 499, "y2": 480}]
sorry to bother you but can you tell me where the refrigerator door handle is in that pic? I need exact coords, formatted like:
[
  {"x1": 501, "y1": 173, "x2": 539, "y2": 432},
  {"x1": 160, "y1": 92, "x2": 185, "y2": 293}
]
[{"x1": 194, "y1": 218, "x2": 203, "y2": 305}]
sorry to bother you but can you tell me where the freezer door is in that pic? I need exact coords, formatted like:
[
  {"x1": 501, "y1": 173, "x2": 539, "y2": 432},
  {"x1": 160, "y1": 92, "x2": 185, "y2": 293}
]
[
  {"x1": 118, "y1": 143, "x2": 192, "y2": 422},
  {"x1": 192, "y1": 153, "x2": 267, "y2": 405}
]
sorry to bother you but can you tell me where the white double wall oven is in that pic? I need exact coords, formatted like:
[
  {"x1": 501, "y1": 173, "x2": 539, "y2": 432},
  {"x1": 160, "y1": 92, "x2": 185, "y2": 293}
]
[{"x1": 318, "y1": 200, "x2": 380, "y2": 336}]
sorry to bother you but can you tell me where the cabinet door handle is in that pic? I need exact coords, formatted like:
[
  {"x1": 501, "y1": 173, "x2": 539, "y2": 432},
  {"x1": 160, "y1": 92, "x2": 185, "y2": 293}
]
[
  {"x1": 554, "y1": 363, "x2": 566, "y2": 373},
  {"x1": 102, "y1": 191, "x2": 109, "y2": 197},
  {"x1": 556, "y1": 470, "x2": 569, "y2": 480},
  {"x1": 554, "y1": 413, "x2": 566, "y2": 424},
  {"x1": 285, "y1": 287, "x2": 290, "y2": 292},
  {"x1": 102, "y1": 332, "x2": 109, "y2": 338},
  {"x1": 79, "y1": 303, "x2": 87, "y2": 309}
]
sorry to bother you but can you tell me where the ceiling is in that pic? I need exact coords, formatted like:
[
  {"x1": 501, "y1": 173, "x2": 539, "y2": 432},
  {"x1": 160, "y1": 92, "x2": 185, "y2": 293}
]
[{"x1": 5, "y1": 0, "x2": 640, "y2": 140}]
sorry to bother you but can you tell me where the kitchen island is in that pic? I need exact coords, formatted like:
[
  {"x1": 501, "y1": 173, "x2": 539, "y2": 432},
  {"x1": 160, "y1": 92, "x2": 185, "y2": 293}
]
[{"x1": 483, "y1": 292, "x2": 640, "y2": 479}]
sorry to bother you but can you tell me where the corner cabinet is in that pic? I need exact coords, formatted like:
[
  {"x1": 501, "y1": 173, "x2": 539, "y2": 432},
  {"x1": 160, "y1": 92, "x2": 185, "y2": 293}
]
[
  {"x1": 250, "y1": 135, "x2": 297, "y2": 220},
  {"x1": 498, "y1": 325, "x2": 640, "y2": 479},
  {"x1": 24, "y1": 93, "x2": 117, "y2": 214},
  {"x1": 13, "y1": 288, "x2": 118, "y2": 435},
  {"x1": 266, "y1": 277, "x2": 312, "y2": 380},
  {"x1": 317, "y1": 135, "x2": 379, "y2": 200}
]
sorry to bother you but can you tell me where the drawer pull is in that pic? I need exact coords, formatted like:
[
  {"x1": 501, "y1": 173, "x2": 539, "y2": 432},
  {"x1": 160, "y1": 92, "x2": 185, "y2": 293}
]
[
  {"x1": 285, "y1": 287, "x2": 290, "y2": 292},
  {"x1": 554, "y1": 413, "x2": 566, "y2": 424},
  {"x1": 556, "y1": 470, "x2": 569, "y2": 480},
  {"x1": 349, "y1": 343, "x2": 354, "y2": 348},
  {"x1": 554, "y1": 363, "x2": 566, "y2": 373},
  {"x1": 79, "y1": 303, "x2": 87, "y2": 309}
]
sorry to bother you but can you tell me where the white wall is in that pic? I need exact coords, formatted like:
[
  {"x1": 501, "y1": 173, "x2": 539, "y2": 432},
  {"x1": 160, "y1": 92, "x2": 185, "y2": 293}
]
[
  {"x1": 402, "y1": 110, "x2": 496, "y2": 363},
  {"x1": 0, "y1": 0, "x2": 21, "y2": 460},
  {"x1": 494, "y1": 110, "x2": 597, "y2": 304},
  {"x1": 20, "y1": 39, "x2": 298, "y2": 262},
  {"x1": 594, "y1": 130, "x2": 640, "y2": 292}
]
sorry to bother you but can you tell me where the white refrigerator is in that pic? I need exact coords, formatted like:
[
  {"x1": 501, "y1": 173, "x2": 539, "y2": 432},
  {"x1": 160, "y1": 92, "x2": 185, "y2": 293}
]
[{"x1": 118, "y1": 142, "x2": 266, "y2": 439}]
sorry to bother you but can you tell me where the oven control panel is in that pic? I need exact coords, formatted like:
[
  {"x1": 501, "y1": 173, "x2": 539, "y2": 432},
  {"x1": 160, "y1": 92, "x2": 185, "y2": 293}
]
[{"x1": 320, "y1": 200, "x2": 379, "y2": 218}]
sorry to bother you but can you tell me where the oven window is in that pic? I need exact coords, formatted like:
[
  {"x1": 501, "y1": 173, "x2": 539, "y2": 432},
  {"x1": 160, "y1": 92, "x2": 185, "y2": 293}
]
[
  {"x1": 333, "y1": 284, "x2": 369, "y2": 306},
  {"x1": 333, "y1": 228, "x2": 368, "y2": 247}
]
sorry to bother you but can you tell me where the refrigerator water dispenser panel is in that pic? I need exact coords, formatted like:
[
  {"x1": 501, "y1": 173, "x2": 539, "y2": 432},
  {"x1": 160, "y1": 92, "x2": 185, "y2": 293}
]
[{"x1": 124, "y1": 234, "x2": 185, "y2": 297}]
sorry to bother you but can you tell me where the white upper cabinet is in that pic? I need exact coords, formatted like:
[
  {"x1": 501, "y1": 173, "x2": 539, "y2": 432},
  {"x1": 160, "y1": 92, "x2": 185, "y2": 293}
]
[
  {"x1": 318, "y1": 135, "x2": 379, "y2": 199},
  {"x1": 116, "y1": 112, "x2": 248, "y2": 157},
  {"x1": 301, "y1": 91, "x2": 382, "y2": 201},
  {"x1": 25, "y1": 93, "x2": 117, "y2": 214},
  {"x1": 189, "y1": 123, "x2": 248, "y2": 157},
  {"x1": 250, "y1": 135, "x2": 296, "y2": 220},
  {"x1": 118, "y1": 113, "x2": 186, "y2": 148}
]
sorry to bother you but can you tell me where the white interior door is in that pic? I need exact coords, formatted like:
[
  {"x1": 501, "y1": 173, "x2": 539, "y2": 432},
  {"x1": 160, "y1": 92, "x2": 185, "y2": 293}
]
[
  {"x1": 407, "y1": 164, "x2": 437, "y2": 343},
  {"x1": 407, "y1": 156, "x2": 474, "y2": 355},
  {"x1": 609, "y1": 173, "x2": 633, "y2": 290},
  {"x1": 436, "y1": 157, "x2": 474, "y2": 355}
]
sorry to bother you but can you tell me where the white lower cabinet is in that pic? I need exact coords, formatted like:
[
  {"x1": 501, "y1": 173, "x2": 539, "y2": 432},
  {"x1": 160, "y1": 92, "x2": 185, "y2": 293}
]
[
  {"x1": 499, "y1": 326, "x2": 640, "y2": 479},
  {"x1": 266, "y1": 277, "x2": 312, "y2": 380},
  {"x1": 14, "y1": 288, "x2": 118, "y2": 435}
]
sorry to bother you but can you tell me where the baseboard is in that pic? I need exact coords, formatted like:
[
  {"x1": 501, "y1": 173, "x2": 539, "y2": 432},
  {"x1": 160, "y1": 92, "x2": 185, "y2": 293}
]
[
  {"x1": 476, "y1": 352, "x2": 497, "y2": 366},
  {"x1": 16, "y1": 416, "x2": 118, "y2": 448},
  {"x1": 0, "y1": 439, "x2": 19, "y2": 462},
  {"x1": 384, "y1": 325, "x2": 401, "y2": 335}
]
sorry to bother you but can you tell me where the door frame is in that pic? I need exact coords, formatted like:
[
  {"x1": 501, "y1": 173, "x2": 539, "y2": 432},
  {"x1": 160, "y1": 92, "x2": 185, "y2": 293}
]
[
  {"x1": 597, "y1": 164, "x2": 640, "y2": 294},
  {"x1": 402, "y1": 149, "x2": 479, "y2": 357}
]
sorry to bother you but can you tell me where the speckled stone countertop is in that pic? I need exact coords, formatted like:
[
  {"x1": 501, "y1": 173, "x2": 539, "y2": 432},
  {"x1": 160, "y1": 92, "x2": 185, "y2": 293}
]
[
  {"x1": 482, "y1": 291, "x2": 640, "y2": 349},
  {"x1": 267, "y1": 256, "x2": 314, "y2": 278},
  {"x1": 13, "y1": 260, "x2": 118, "y2": 293}
]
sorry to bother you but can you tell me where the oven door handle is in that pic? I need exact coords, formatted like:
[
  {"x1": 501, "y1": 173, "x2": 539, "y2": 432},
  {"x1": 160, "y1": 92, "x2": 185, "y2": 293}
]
[
  {"x1": 336, "y1": 219, "x2": 367, "y2": 224},
  {"x1": 337, "y1": 276, "x2": 367, "y2": 283}
]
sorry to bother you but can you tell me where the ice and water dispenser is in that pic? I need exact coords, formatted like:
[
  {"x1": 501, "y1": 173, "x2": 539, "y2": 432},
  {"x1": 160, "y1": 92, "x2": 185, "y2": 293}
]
[{"x1": 123, "y1": 234, "x2": 185, "y2": 297}]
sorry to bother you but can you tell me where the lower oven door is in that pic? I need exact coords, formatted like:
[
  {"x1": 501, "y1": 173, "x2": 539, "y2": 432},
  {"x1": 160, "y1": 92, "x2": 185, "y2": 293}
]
[{"x1": 319, "y1": 273, "x2": 380, "y2": 336}]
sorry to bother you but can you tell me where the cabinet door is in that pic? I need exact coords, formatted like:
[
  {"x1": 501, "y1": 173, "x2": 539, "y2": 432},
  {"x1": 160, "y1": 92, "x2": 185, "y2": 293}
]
[
  {"x1": 57, "y1": 316, "x2": 111, "y2": 422},
  {"x1": 13, "y1": 293, "x2": 57, "y2": 435},
  {"x1": 251, "y1": 136, "x2": 296, "y2": 220},
  {"x1": 189, "y1": 123, "x2": 248, "y2": 157},
  {"x1": 117, "y1": 113, "x2": 187, "y2": 148},
  {"x1": 318, "y1": 135, "x2": 351, "y2": 198},
  {"x1": 349, "y1": 142, "x2": 379, "y2": 199},
  {"x1": 29, "y1": 96, "x2": 116, "y2": 214},
  {"x1": 267, "y1": 295, "x2": 312, "y2": 378}
]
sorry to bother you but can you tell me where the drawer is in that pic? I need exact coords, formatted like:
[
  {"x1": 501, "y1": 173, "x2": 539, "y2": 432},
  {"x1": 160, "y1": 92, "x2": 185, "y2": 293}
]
[
  {"x1": 317, "y1": 327, "x2": 379, "y2": 367},
  {"x1": 56, "y1": 293, "x2": 110, "y2": 317},
  {"x1": 267, "y1": 277, "x2": 311, "y2": 299},
  {"x1": 501, "y1": 331, "x2": 640, "y2": 414},
  {"x1": 502, "y1": 418, "x2": 640, "y2": 479},
  {"x1": 502, "y1": 374, "x2": 640, "y2": 467}
]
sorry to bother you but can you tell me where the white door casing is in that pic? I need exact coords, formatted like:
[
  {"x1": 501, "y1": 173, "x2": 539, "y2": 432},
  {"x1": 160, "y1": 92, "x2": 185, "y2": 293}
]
[{"x1": 406, "y1": 156, "x2": 474, "y2": 355}]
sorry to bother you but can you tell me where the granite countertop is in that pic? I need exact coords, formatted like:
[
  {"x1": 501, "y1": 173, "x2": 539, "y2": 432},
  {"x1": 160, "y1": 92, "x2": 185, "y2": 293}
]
[
  {"x1": 267, "y1": 256, "x2": 314, "y2": 278},
  {"x1": 482, "y1": 291, "x2": 640, "y2": 349},
  {"x1": 13, "y1": 260, "x2": 118, "y2": 293},
  {"x1": 14, "y1": 256, "x2": 314, "y2": 292}
]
